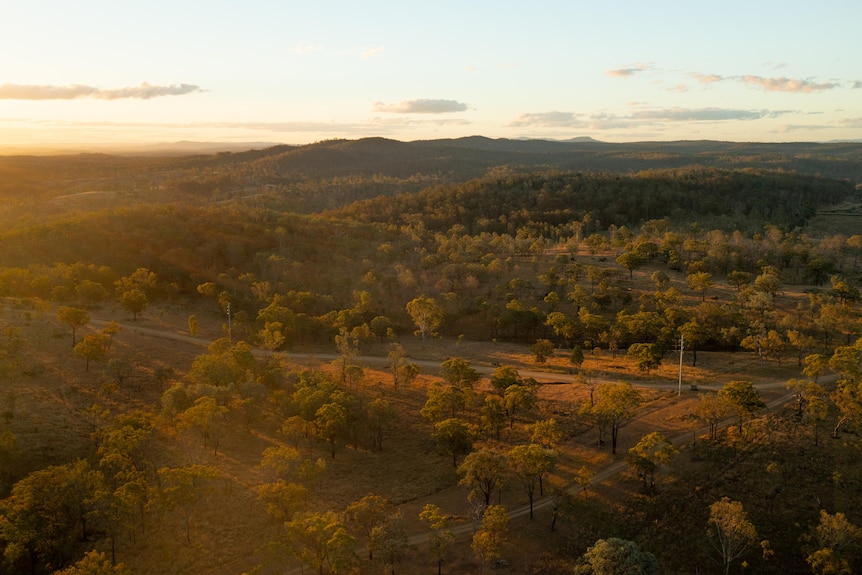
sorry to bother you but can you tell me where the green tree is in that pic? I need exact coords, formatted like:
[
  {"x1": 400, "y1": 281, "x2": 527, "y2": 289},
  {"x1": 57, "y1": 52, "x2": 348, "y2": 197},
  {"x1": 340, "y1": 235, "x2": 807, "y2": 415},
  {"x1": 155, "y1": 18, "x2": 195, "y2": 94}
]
[
  {"x1": 73, "y1": 332, "x2": 108, "y2": 371},
  {"x1": 346, "y1": 494, "x2": 390, "y2": 561},
  {"x1": 458, "y1": 449, "x2": 508, "y2": 506},
  {"x1": 369, "y1": 511, "x2": 409, "y2": 575},
  {"x1": 433, "y1": 418, "x2": 475, "y2": 468},
  {"x1": 57, "y1": 305, "x2": 90, "y2": 346},
  {"x1": 530, "y1": 338, "x2": 555, "y2": 363},
  {"x1": 156, "y1": 464, "x2": 218, "y2": 543},
  {"x1": 472, "y1": 505, "x2": 509, "y2": 574},
  {"x1": 286, "y1": 511, "x2": 356, "y2": 575},
  {"x1": 316, "y1": 402, "x2": 348, "y2": 458},
  {"x1": 406, "y1": 295, "x2": 443, "y2": 341},
  {"x1": 591, "y1": 382, "x2": 642, "y2": 454},
  {"x1": 625, "y1": 343, "x2": 662, "y2": 375},
  {"x1": 440, "y1": 357, "x2": 480, "y2": 389},
  {"x1": 694, "y1": 393, "x2": 731, "y2": 441},
  {"x1": 718, "y1": 380, "x2": 765, "y2": 433},
  {"x1": 708, "y1": 497, "x2": 759, "y2": 575},
  {"x1": 687, "y1": 271, "x2": 714, "y2": 301},
  {"x1": 178, "y1": 396, "x2": 228, "y2": 454},
  {"x1": 627, "y1": 431, "x2": 678, "y2": 493},
  {"x1": 420, "y1": 503, "x2": 455, "y2": 575},
  {"x1": 805, "y1": 510, "x2": 862, "y2": 575},
  {"x1": 508, "y1": 443, "x2": 556, "y2": 518},
  {"x1": 53, "y1": 550, "x2": 130, "y2": 575},
  {"x1": 574, "y1": 537, "x2": 659, "y2": 575},
  {"x1": 616, "y1": 251, "x2": 645, "y2": 279},
  {"x1": 120, "y1": 289, "x2": 148, "y2": 321}
]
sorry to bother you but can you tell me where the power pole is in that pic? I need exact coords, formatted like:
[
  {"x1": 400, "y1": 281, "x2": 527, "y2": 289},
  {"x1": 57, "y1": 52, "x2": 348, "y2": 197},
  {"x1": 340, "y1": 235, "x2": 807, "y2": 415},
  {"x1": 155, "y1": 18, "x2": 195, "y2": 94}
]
[{"x1": 678, "y1": 333, "x2": 684, "y2": 396}]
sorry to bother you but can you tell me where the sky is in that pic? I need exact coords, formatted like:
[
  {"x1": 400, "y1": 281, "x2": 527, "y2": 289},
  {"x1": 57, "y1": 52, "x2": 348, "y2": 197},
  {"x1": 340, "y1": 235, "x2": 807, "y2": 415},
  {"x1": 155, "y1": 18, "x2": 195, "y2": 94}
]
[{"x1": 1, "y1": 0, "x2": 861, "y2": 150}]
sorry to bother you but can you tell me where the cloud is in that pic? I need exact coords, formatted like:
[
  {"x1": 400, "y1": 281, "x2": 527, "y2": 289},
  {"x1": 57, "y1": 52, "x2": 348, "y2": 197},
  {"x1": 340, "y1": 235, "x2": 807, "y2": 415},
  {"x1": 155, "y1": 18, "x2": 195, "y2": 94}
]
[
  {"x1": 360, "y1": 46, "x2": 385, "y2": 59},
  {"x1": 605, "y1": 64, "x2": 652, "y2": 78},
  {"x1": 508, "y1": 111, "x2": 581, "y2": 128},
  {"x1": 692, "y1": 73, "x2": 725, "y2": 84},
  {"x1": 509, "y1": 107, "x2": 795, "y2": 131},
  {"x1": 632, "y1": 107, "x2": 791, "y2": 121},
  {"x1": 372, "y1": 99, "x2": 468, "y2": 114},
  {"x1": 0, "y1": 82, "x2": 202, "y2": 100},
  {"x1": 739, "y1": 75, "x2": 838, "y2": 93},
  {"x1": 853, "y1": 81, "x2": 862, "y2": 90}
]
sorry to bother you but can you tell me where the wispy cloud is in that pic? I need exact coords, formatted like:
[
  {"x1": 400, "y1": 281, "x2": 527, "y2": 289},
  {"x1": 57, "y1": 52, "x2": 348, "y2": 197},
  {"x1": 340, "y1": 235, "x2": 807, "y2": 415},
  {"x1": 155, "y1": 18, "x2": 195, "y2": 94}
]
[
  {"x1": 360, "y1": 46, "x2": 385, "y2": 59},
  {"x1": 508, "y1": 111, "x2": 581, "y2": 127},
  {"x1": 372, "y1": 99, "x2": 468, "y2": 114},
  {"x1": 632, "y1": 107, "x2": 791, "y2": 121},
  {"x1": 509, "y1": 107, "x2": 794, "y2": 129},
  {"x1": 740, "y1": 75, "x2": 838, "y2": 93},
  {"x1": 692, "y1": 73, "x2": 725, "y2": 84},
  {"x1": 852, "y1": 81, "x2": 862, "y2": 90},
  {"x1": 0, "y1": 82, "x2": 202, "y2": 100},
  {"x1": 605, "y1": 63, "x2": 653, "y2": 78}
]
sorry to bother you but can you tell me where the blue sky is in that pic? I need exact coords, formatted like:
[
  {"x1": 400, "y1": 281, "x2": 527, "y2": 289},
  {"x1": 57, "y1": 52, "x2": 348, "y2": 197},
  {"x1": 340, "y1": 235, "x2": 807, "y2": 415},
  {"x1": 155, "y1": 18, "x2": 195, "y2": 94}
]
[{"x1": 1, "y1": 0, "x2": 860, "y2": 148}]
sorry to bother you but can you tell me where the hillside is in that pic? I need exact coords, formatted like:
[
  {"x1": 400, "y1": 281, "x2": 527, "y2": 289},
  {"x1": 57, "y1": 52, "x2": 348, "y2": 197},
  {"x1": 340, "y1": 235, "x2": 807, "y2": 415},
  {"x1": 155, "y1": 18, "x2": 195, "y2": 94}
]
[{"x1": 2, "y1": 139, "x2": 862, "y2": 575}]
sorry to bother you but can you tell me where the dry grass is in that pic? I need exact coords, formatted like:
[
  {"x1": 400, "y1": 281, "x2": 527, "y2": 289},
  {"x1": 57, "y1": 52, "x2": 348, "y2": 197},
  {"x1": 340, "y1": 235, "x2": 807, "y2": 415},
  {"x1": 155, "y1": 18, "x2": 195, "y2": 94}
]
[{"x1": 0, "y1": 278, "x2": 826, "y2": 575}]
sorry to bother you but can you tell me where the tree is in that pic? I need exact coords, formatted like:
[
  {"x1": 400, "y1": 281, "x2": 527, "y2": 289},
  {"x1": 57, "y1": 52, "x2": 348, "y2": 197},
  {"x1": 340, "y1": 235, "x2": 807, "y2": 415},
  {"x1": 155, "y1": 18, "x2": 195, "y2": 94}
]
[
  {"x1": 120, "y1": 289, "x2": 148, "y2": 321},
  {"x1": 458, "y1": 449, "x2": 508, "y2": 506},
  {"x1": 574, "y1": 537, "x2": 658, "y2": 575},
  {"x1": 369, "y1": 511, "x2": 409, "y2": 575},
  {"x1": 718, "y1": 380, "x2": 765, "y2": 433},
  {"x1": 472, "y1": 505, "x2": 509, "y2": 574},
  {"x1": 508, "y1": 443, "x2": 556, "y2": 518},
  {"x1": 433, "y1": 418, "x2": 475, "y2": 468},
  {"x1": 316, "y1": 402, "x2": 348, "y2": 458},
  {"x1": 627, "y1": 432, "x2": 678, "y2": 493},
  {"x1": 366, "y1": 397, "x2": 396, "y2": 452},
  {"x1": 156, "y1": 464, "x2": 218, "y2": 543},
  {"x1": 530, "y1": 338, "x2": 555, "y2": 363},
  {"x1": 480, "y1": 395, "x2": 507, "y2": 440},
  {"x1": 286, "y1": 511, "x2": 356, "y2": 575},
  {"x1": 694, "y1": 393, "x2": 731, "y2": 441},
  {"x1": 0, "y1": 462, "x2": 96, "y2": 575},
  {"x1": 74, "y1": 333, "x2": 108, "y2": 371},
  {"x1": 616, "y1": 251, "x2": 645, "y2": 279},
  {"x1": 708, "y1": 497, "x2": 759, "y2": 575},
  {"x1": 420, "y1": 504, "x2": 455, "y2": 575},
  {"x1": 57, "y1": 305, "x2": 89, "y2": 346},
  {"x1": 625, "y1": 343, "x2": 662, "y2": 375},
  {"x1": 591, "y1": 382, "x2": 642, "y2": 454},
  {"x1": 406, "y1": 296, "x2": 443, "y2": 341},
  {"x1": 727, "y1": 270, "x2": 752, "y2": 291},
  {"x1": 503, "y1": 383, "x2": 538, "y2": 428},
  {"x1": 805, "y1": 510, "x2": 862, "y2": 575},
  {"x1": 687, "y1": 271, "x2": 714, "y2": 301},
  {"x1": 178, "y1": 396, "x2": 228, "y2": 454},
  {"x1": 53, "y1": 550, "x2": 130, "y2": 575},
  {"x1": 490, "y1": 364, "x2": 521, "y2": 395},
  {"x1": 346, "y1": 494, "x2": 390, "y2": 560},
  {"x1": 570, "y1": 345, "x2": 585, "y2": 368},
  {"x1": 440, "y1": 357, "x2": 480, "y2": 389},
  {"x1": 754, "y1": 270, "x2": 782, "y2": 302}
]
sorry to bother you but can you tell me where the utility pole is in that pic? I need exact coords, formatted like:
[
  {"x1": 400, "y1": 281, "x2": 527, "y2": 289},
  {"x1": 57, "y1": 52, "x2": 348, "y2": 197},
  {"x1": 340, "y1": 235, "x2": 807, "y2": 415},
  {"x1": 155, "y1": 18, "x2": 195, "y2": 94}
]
[
  {"x1": 227, "y1": 302, "x2": 232, "y2": 342},
  {"x1": 678, "y1": 333, "x2": 684, "y2": 396}
]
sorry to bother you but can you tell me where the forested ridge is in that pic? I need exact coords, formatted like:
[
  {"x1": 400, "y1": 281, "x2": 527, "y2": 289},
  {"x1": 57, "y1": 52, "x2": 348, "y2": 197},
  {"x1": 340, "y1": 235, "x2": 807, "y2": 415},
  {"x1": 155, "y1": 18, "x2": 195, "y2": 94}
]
[{"x1": 2, "y1": 139, "x2": 862, "y2": 575}]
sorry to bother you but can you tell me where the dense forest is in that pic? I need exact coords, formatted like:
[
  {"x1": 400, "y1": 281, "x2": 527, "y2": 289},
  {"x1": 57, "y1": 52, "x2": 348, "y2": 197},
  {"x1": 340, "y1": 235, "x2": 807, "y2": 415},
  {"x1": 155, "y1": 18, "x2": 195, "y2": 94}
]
[{"x1": 1, "y1": 138, "x2": 862, "y2": 575}]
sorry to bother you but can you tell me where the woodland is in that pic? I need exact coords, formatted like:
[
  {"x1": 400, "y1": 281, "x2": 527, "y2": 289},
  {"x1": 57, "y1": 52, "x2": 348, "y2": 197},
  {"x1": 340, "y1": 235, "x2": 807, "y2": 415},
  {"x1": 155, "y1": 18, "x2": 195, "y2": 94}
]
[{"x1": 1, "y1": 137, "x2": 862, "y2": 575}]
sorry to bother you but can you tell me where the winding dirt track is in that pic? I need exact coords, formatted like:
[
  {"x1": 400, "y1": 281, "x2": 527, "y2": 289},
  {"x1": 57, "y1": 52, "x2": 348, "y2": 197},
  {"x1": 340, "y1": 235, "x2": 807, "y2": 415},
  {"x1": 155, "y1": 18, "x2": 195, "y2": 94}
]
[{"x1": 97, "y1": 319, "x2": 806, "y2": 545}]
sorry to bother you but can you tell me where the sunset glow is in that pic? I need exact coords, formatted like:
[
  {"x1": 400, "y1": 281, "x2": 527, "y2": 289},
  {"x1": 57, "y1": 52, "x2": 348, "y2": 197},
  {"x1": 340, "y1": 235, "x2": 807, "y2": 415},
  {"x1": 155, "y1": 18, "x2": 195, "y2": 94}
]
[{"x1": 2, "y1": 0, "x2": 861, "y2": 151}]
